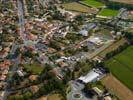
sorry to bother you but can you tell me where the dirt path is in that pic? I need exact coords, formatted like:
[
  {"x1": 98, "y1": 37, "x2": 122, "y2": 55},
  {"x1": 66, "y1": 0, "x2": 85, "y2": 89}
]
[{"x1": 102, "y1": 74, "x2": 133, "y2": 100}]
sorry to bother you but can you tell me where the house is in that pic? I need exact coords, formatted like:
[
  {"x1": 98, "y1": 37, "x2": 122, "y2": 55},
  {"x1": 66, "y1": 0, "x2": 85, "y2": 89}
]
[
  {"x1": 29, "y1": 75, "x2": 38, "y2": 81},
  {"x1": 2, "y1": 69, "x2": 8, "y2": 75},
  {"x1": 47, "y1": 48, "x2": 56, "y2": 53},
  {"x1": 30, "y1": 85, "x2": 39, "y2": 93},
  {"x1": 55, "y1": 58, "x2": 64, "y2": 63},
  {"x1": 0, "y1": 60, "x2": 11, "y2": 70},
  {"x1": 0, "y1": 74, "x2": 6, "y2": 81},
  {"x1": 27, "y1": 33, "x2": 38, "y2": 41},
  {"x1": 37, "y1": 54, "x2": 49, "y2": 64},
  {"x1": 52, "y1": 67, "x2": 64, "y2": 80},
  {"x1": 58, "y1": 61, "x2": 68, "y2": 68}
]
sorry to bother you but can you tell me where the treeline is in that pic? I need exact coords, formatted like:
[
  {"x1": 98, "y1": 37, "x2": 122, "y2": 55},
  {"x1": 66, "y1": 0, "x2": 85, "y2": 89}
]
[
  {"x1": 105, "y1": 42, "x2": 129, "y2": 59},
  {"x1": 124, "y1": 31, "x2": 133, "y2": 45},
  {"x1": 96, "y1": 0, "x2": 133, "y2": 10},
  {"x1": 106, "y1": 1, "x2": 133, "y2": 10},
  {"x1": 105, "y1": 31, "x2": 133, "y2": 59}
]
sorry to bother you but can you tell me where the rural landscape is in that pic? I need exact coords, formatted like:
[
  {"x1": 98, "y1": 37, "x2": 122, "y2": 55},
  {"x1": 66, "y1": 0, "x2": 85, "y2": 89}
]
[{"x1": 0, "y1": 0, "x2": 133, "y2": 100}]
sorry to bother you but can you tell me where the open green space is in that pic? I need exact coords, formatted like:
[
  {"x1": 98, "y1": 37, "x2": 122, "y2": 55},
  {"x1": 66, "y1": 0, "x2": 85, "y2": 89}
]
[
  {"x1": 24, "y1": 63, "x2": 44, "y2": 74},
  {"x1": 82, "y1": 0, "x2": 105, "y2": 8},
  {"x1": 62, "y1": 2, "x2": 97, "y2": 13},
  {"x1": 105, "y1": 46, "x2": 133, "y2": 90},
  {"x1": 98, "y1": 8, "x2": 119, "y2": 17}
]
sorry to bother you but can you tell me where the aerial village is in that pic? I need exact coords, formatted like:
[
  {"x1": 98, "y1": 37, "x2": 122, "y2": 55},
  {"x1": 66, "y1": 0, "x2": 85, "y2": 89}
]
[{"x1": 0, "y1": 0, "x2": 133, "y2": 100}]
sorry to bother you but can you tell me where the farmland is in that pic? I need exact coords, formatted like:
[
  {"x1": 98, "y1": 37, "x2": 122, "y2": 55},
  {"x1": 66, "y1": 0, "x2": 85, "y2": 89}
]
[
  {"x1": 102, "y1": 74, "x2": 133, "y2": 100},
  {"x1": 110, "y1": 0, "x2": 133, "y2": 5},
  {"x1": 81, "y1": 0, "x2": 105, "y2": 8},
  {"x1": 105, "y1": 46, "x2": 133, "y2": 90},
  {"x1": 62, "y1": 2, "x2": 97, "y2": 13},
  {"x1": 98, "y1": 8, "x2": 119, "y2": 17}
]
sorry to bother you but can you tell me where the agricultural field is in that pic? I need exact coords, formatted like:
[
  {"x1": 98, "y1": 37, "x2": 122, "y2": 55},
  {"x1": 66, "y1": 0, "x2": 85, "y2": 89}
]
[
  {"x1": 102, "y1": 74, "x2": 133, "y2": 100},
  {"x1": 62, "y1": 2, "x2": 97, "y2": 14},
  {"x1": 110, "y1": 0, "x2": 133, "y2": 5},
  {"x1": 105, "y1": 46, "x2": 133, "y2": 90},
  {"x1": 81, "y1": 0, "x2": 105, "y2": 8},
  {"x1": 98, "y1": 8, "x2": 119, "y2": 17}
]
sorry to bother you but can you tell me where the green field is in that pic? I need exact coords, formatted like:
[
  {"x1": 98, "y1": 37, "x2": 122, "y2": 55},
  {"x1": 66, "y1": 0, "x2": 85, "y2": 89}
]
[
  {"x1": 24, "y1": 63, "x2": 44, "y2": 74},
  {"x1": 82, "y1": 0, "x2": 105, "y2": 8},
  {"x1": 105, "y1": 46, "x2": 133, "y2": 90},
  {"x1": 98, "y1": 8, "x2": 119, "y2": 17}
]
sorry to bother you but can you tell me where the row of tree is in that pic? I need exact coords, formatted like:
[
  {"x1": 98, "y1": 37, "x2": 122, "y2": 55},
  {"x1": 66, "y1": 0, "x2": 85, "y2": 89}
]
[
  {"x1": 105, "y1": 42, "x2": 129, "y2": 59},
  {"x1": 106, "y1": 1, "x2": 133, "y2": 10}
]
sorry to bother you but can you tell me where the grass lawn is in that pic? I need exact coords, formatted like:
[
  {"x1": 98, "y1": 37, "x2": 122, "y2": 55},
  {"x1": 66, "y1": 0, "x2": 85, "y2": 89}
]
[
  {"x1": 98, "y1": 8, "x2": 119, "y2": 17},
  {"x1": 82, "y1": 0, "x2": 105, "y2": 8},
  {"x1": 105, "y1": 46, "x2": 133, "y2": 90},
  {"x1": 24, "y1": 63, "x2": 44, "y2": 74},
  {"x1": 91, "y1": 81, "x2": 105, "y2": 91}
]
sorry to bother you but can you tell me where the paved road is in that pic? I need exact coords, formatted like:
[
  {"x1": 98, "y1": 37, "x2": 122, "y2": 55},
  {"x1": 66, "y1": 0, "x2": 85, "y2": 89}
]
[
  {"x1": 1, "y1": 0, "x2": 25, "y2": 99},
  {"x1": 1, "y1": 49, "x2": 21, "y2": 100},
  {"x1": 17, "y1": 0, "x2": 25, "y2": 40}
]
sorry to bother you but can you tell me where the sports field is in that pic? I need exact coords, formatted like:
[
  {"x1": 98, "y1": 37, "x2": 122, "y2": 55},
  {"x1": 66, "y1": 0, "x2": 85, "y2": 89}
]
[
  {"x1": 98, "y1": 8, "x2": 119, "y2": 17},
  {"x1": 105, "y1": 46, "x2": 133, "y2": 90},
  {"x1": 82, "y1": 0, "x2": 105, "y2": 7}
]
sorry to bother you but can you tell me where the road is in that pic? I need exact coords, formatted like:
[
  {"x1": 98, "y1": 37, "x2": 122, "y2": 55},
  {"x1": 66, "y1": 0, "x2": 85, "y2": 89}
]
[
  {"x1": 17, "y1": 0, "x2": 25, "y2": 40},
  {"x1": 1, "y1": 49, "x2": 21, "y2": 100},
  {"x1": 1, "y1": 0, "x2": 25, "y2": 99}
]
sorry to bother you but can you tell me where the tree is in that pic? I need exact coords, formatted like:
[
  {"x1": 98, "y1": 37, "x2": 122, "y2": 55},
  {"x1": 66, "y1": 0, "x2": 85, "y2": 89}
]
[
  {"x1": 82, "y1": 46, "x2": 89, "y2": 52},
  {"x1": 23, "y1": 92, "x2": 33, "y2": 100}
]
